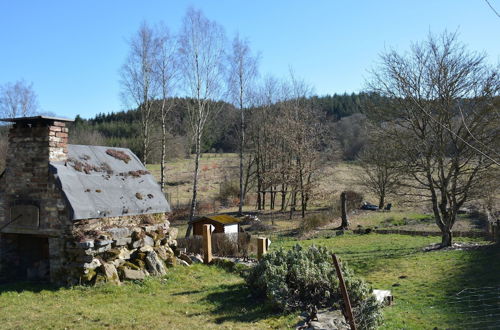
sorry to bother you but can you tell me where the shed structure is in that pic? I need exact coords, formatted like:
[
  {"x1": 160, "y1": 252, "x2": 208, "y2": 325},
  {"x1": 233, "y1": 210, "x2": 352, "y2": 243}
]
[
  {"x1": 0, "y1": 116, "x2": 174, "y2": 285},
  {"x1": 192, "y1": 215, "x2": 240, "y2": 236}
]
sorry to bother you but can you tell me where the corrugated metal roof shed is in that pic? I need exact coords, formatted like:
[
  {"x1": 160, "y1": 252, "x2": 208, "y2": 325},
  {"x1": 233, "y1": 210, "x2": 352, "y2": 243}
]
[
  {"x1": 50, "y1": 144, "x2": 170, "y2": 220},
  {"x1": 193, "y1": 215, "x2": 240, "y2": 225}
]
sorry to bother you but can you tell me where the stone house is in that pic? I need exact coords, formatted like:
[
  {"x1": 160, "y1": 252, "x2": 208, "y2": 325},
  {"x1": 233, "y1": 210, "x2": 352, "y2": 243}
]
[{"x1": 0, "y1": 116, "x2": 175, "y2": 284}]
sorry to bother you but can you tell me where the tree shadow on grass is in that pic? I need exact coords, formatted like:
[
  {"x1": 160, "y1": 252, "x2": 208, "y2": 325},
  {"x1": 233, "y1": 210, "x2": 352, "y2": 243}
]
[
  {"x1": 432, "y1": 244, "x2": 500, "y2": 328},
  {"x1": 0, "y1": 281, "x2": 61, "y2": 294},
  {"x1": 204, "y1": 282, "x2": 284, "y2": 324}
]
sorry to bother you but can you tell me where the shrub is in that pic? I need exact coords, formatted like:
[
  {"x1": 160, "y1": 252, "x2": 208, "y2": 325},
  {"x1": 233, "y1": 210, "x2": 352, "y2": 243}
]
[
  {"x1": 215, "y1": 181, "x2": 240, "y2": 206},
  {"x1": 299, "y1": 214, "x2": 331, "y2": 234},
  {"x1": 345, "y1": 190, "x2": 364, "y2": 211},
  {"x1": 246, "y1": 244, "x2": 382, "y2": 328}
]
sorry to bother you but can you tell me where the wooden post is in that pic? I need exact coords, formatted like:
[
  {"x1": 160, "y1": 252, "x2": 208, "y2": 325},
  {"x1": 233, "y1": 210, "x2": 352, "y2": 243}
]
[
  {"x1": 203, "y1": 224, "x2": 212, "y2": 264},
  {"x1": 340, "y1": 191, "x2": 349, "y2": 229},
  {"x1": 332, "y1": 253, "x2": 356, "y2": 330},
  {"x1": 257, "y1": 237, "x2": 267, "y2": 259}
]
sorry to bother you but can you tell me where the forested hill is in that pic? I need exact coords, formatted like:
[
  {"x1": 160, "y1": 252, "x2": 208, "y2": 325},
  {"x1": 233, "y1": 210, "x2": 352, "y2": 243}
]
[{"x1": 69, "y1": 92, "x2": 380, "y2": 162}]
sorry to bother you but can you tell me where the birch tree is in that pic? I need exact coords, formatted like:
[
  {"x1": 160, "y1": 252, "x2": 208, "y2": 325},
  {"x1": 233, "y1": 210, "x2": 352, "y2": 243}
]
[
  {"x1": 154, "y1": 24, "x2": 179, "y2": 190},
  {"x1": 227, "y1": 34, "x2": 259, "y2": 215},
  {"x1": 179, "y1": 8, "x2": 227, "y2": 236},
  {"x1": 120, "y1": 22, "x2": 159, "y2": 164},
  {"x1": 0, "y1": 80, "x2": 39, "y2": 118}
]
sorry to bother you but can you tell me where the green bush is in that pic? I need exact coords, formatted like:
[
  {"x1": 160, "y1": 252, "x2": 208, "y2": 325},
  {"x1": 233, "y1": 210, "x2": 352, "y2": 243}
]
[{"x1": 246, "y1": 244, "x2": 382, "y2": 328}]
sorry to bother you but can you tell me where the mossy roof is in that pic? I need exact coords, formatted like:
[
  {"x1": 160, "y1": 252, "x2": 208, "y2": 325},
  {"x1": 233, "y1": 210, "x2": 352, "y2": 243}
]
[
  {"x1": 194, "y1": 215, "x2": 240, "y2": 225},
  {"x1": 50, "y1": 144, "x2": 170, "y2": 220}
]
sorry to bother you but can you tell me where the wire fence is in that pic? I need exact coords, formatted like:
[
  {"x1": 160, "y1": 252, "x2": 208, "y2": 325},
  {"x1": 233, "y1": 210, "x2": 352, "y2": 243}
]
[{"x1": 441, "y1": 286, "x2": 500, "y2": 329}]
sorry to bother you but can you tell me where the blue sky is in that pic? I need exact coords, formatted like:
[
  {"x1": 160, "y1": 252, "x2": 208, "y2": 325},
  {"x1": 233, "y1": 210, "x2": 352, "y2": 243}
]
[{"x1": 0, "y1": 0, "x2": 499, "y2": 119}]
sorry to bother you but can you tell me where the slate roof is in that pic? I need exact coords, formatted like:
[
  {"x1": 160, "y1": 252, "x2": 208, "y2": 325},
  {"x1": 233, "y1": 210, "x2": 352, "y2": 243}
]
[
  {"x1": 50, "y1": 144, "x2": 170, "y2": 220},
  {"x1": 193, "y1": 215, "x2": 240, "y2": 225}
]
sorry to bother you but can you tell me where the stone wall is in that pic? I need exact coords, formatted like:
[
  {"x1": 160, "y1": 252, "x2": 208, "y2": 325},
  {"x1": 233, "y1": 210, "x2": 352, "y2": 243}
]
[{"x1": 60, "y1": 213, "x2": 177, "y2": 285}]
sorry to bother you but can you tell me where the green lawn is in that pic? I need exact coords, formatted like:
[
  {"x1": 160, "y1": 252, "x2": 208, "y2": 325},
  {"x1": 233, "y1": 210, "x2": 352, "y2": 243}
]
[
  {"x1": 272, "y1": 233, "x2": 500, "y2": 329},
  {"x1": 1, "y1": 234, "x2": 498, "y2": 329},
  {"x1": 0, "y1": 265, "x2": 297, "y2": 329}
]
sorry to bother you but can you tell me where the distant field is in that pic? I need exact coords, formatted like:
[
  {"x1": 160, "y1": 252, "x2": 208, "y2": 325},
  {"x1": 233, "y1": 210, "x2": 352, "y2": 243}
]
[
  {"x1": 147, "y1": 153, "x2": 239, "y2": 208},
  {"x1": 148, "y1": 154, "x2": 383, "y2": 212}
]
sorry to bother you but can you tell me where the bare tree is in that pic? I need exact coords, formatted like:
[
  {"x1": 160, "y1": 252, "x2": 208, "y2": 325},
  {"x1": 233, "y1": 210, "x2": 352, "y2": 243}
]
[
  {"x1": 120, "y1": 22, "x2": 159, "y2": 164},
  {"x1": 154, "y1": 24, "x2": 179, "y2": 191},
  {"x1": 358, "y1": 134, "x2": 401, "y2": 209},
  {"x1": 227, "y1": 34, "x2": 259, "y2": 215},
  {"x1": 179, "y1": 8, "x2": 227, "y2": 236},
  {"x1": 0, "y1": 80, "x2": 39, "y2": 118},
  {"x1": 69, "y1": 127, "x2": 106, "y2": 146},
  {"x1": 368, "y1": 32, "x2": 500, "y2": 247}
]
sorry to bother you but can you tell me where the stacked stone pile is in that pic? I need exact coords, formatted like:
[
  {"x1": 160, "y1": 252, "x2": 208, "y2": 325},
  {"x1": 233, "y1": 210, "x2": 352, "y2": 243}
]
[{"x1": 64, "y1": 219, "x2": 194, "y2": 285}]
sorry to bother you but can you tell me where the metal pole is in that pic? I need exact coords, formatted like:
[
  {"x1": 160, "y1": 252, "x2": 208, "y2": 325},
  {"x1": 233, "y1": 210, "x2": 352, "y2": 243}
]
[{"x1": 332, "y1": 253, "x2": 357, "y2": 330}]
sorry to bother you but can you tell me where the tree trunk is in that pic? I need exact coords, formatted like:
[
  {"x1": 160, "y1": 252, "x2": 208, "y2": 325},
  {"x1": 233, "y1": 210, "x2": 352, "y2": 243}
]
[
  {"x1": 185, "y1": 128, "x2": 201, "y2": 237},
  {"x1": 160, "y1": 116, "x2": 166, "y2": 191},
  {"x1": 238, "y1": 105, "x2": 244, "y2": 215},
  {"x1": 281, "y1": 184, "x2": 287, "y2": 211},
  {"x1": 441, "y1": 228, "x2": 452, "y2": 247},
  {"x1": 340, "y1": 191, "x2": 349, "y2": 229},
  {"x1": 378, "y1": 194, "x2": 385, "y2": 210}
]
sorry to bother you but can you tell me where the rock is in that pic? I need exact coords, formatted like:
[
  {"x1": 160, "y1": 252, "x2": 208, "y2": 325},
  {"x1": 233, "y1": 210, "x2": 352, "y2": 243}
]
[
  {"x1": 145, "y1": 251, "x2": 167, "y2": 276},
  {"x1": 179, "y1": 253, "x2": 193, "y2": 265},
  {"x1": 177, "y1": 258, "x2": 190, "y2": 267},
  {"x1": 146, "y1": 232, "x2": 159, "y2": 241},
  {"x1": 165, "y1": 255, "x2": 176, "y2": 267},
  {"x1": 117, "y1": 247, "x2": 132, "y2": 260},
  {"x1": 144, "y1": 235, "x2": 154, "y2": 247},
  {"x1": 113, "y1": 237, "x2": 132, "y2": 247},
  {"x1": 107, "y1": 227, "x2": 131, "y2": 239},
  {"x1": 81, "y1": 268, "x2": 96, "y2": 282},
  {"x1": 168, "y1": 228, "x2": 178, "y2": 240},
  {"x1": 112, "y1": 258, "x2": 125, "y2": 268},
  {"x1": 102, "y1": 248, "x2": 121, "y2": 261},
  {"x1": 95, "y1": 239, "x2": 113, "y2": 247},
  {"x1": 101, "y1": 262, "x2": 120, "y2": 284},
  {"x1": 297, "y1": 309, "x2": 349, "y2": 330},
  {"x1": 373, "y1": 289, "x2": 393, "y2": 305},
  {"x1": 154, "y1": 246, "x2": 173, "y2": 261},
  {"x1": 130, "y1": 236, "x2": 154, "y2": 249},
  {"x1": 190, "y1": 254, "x2": 203, "y2": 264},
  {"x1": 122, "y1": 261, "x2": 141, "y2": 270},
  {"x1": 139, "y1": 245, "x2": 154, "y2": 252},
  {"x1": 95, "y1": 245, "x2": 112, "y2": 253},
  {"x1": 83, "y1": 258, "x2": 101, "y2": 270},
  {"x1": 78, "y1": 240, "x2": 94, "y2": 249},
  {"x1": 143, "y1": 225, "x2": 159, "y2": 233},
  {"x1": 121, "y1": 268, "x2": 146, "y2": 281},
  {"x1": 168, "y1": 239, "x2": 177, "y2": 248},
  {"x1": 131, "y1": 229, "x2": 145, "y2": 241}
]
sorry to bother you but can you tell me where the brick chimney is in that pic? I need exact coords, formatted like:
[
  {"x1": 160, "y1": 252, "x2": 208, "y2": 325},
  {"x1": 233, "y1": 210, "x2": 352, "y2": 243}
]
[{"x1": 0, "y1": 116, "x2": 73, "y2": 197}]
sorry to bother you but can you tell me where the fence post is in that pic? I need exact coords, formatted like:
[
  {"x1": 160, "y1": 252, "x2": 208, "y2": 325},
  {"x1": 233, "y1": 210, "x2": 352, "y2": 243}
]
[
  {"x1": 257, "y1": 237, "x2": 267, "y2": 259},
  {"x1": 332, "y1": 253, "x2": 356, "y2": 330},
  {"x1": 203, "y1": 224, "x2": 213, "y2": 264}
]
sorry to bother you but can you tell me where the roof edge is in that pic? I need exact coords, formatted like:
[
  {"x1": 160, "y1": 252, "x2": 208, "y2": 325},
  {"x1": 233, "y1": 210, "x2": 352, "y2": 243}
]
[{"x1": 0, "y1": 115, "x2": 74, "y2": 123}]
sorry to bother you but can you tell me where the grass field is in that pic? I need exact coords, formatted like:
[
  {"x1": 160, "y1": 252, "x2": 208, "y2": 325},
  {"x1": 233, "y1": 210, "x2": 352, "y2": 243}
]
[
  {"x1": 147, "y1": 153, "x2": 239, "y2": 208},
  {"x1": 1, "y1": 233, "x2": 497, "y2": 329},
  {"x1": 274, "y1": 234, "x2": 500, "y2": 329},
  {"x1": 0, "y1": 265, "x2": 297, "y2": 329}
]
